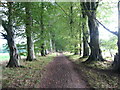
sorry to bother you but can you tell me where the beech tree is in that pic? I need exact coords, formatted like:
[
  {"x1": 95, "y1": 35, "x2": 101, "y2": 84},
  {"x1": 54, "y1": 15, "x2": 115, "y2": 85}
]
[
  {"x1": 81, "y1": 1, "x2": 104, "y2": 62},
  {"x1": 81, "y1": 13, "x2": 89, "y2": 58},
  {"x1": 24, "y1": 3, "x2": 36, "y2": 61},
  {"x1": 115, "y1": 1, "x2": 120, "y2": 72},
  {"x1": 1, "y1": 2, "x2": 20, "y2": 67},
  {"x1": 40, "y1": 2, "x2": 46, "y2": 56},
  {"x1": 118, "y1": 1, "x2": 120, "y2": 72},
  {"x1": 1, "y1": 1, "x2": 118, "y2": 68}
]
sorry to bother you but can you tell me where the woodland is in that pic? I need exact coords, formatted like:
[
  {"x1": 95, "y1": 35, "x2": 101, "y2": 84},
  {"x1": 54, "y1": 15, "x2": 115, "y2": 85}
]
[{"x1": 0, "y1": 0, "x2": 120, "y2": 89}]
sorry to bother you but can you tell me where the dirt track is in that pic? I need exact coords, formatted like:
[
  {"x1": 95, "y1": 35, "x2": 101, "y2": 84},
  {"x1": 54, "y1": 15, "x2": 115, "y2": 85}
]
[{"x1": 39, "y1": 54, "x2": 90, "y2": 88}]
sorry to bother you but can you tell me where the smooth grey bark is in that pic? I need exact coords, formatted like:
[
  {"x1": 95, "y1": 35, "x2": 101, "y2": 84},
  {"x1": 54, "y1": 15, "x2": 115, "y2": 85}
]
[
  {"x1": 74, "y1": 44, "x2": 79, "y2": 55},
  {"x1": 109, "y1": 2, "x2": 120, "y2": 72},
  {"x1": 82, "y1": 2, "x2": 104, "y2": 61},
  {"x1": 2, "y1": 2, "x2": 19, "y2": 67},
  {"x1": 69, "y1": 2, "x2": 79, "y2": 55},
  {"x1": 49, "y1": 32, "x2": 53, "y2": 52},
  {"x1": 52, "y1": 34, "x2": 56, "y2": 52},
  {"x1": 79, "y1": 16, "x2": 82, "y2": 56},
  {"x1": 118, "y1": 1, "x2": 120, "y2": 72},
  {"x1": 113, "y1": 1, "x2": 120, "y2": 72},
  {"x1": 40, "y1": 2, "x2": 46, "y2": 56},
  {"x1": 87, "y1": 14, "x2": 104, "y2": 61},
  {"x1": 25, "y1": 3, "x2": 36, "y2": 61},
  {"x1": 70, "y1": 2, "x2": 73, "y2": 37},
  {"x1": 82, "y1": 14, "x2": 89, "y2": 58}
]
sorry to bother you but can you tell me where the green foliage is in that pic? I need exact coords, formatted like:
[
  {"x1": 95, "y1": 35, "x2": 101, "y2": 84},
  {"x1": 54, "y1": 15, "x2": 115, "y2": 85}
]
[
  {"x1": 100, "y1": 36, "x2": 117, "y2": 58},
  {"x1": 2, "y1": 53, "x2": 56, "y2": 88},
  {"x1": 100, "y1": 36, "x2": 117, "y2": 50},
  {"x1": 97, "y1": 2, "x2": 117, "y2": 23},
  {"x1": 1, "y1": 2, "x2": 85, "y2": 53},
  {"x1": 1, "y1": 1, "x2": 118, "y2": 55},
  {"x1": 1, "y1": 1, "x2": 120, "y2": 88}
]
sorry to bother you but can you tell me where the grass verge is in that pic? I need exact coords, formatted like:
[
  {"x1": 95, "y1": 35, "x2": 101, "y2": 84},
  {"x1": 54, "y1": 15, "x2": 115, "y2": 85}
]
[
  {"x1": 0, "y1": 53, "x2": 9, "y2": 63},
  {"x1": 2, "y1": 53, "x2": 56, "y2": 88},
  {"x1": 66, "y1": 53, "x2": 120, "y2": 89}
]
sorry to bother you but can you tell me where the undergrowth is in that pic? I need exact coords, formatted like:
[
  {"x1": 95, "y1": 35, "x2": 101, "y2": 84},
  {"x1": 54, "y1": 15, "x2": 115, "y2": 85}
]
[
  {"x1": 2, "y1": 53, "x2": 56, "y2": 88},
  {"x1": 66, "y1": 53, "x2": 119, "y2": 89}
]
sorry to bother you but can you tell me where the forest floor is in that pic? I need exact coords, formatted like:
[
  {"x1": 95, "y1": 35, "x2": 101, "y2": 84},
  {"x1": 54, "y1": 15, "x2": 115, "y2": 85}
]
[
  {"x1": 2, "y1": 53, "x2": 120, "y2": 89},
  {"x1": 39, "y1": 53, "x2": 91, "y2": 88},
  {"x1": 2, "y1": 53, "x2": 56, "y2": 88},
  {"x1": 65, "y1": 53, "x2": 120, "y2": 89}
]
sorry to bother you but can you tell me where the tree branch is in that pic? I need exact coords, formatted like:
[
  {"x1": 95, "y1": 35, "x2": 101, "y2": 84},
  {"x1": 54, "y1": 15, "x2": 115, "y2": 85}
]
[
  {"x1": 95, "y1": 18, "x2": 118, "y2": 36},
  {"x1": 0, "y1": 32, "x2": 8, "y2": 39},
  {"x1": 2, "y1": 20, "x2": 8, "y2": 31},
  {"x1": 55, "y1": 2, "x2": 69, "y2": 17}
]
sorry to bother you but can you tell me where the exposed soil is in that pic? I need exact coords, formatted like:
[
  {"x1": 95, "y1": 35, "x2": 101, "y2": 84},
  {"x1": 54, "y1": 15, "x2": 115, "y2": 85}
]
[{"x1": 39, "y1": 54, "x2": 91, "y2": 88}]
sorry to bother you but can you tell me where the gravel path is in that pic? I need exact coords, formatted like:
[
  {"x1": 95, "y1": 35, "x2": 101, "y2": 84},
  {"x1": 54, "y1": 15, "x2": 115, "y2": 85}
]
[{"x1": 39, "y1": 54, "x2": 90, "y2": 88}]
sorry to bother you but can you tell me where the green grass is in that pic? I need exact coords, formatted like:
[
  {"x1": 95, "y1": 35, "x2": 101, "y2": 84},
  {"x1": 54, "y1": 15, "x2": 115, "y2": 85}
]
[
  {"x1": 65, "y1": 54, "x2": 120, "y2": 89},
  {"x1": 0, "y1": 53, "x2": 9, "y2": 62},
  {"x1": 82, "y1": 66, "x2": 119, "y2": 88},
  {"x1": 2, "y1": 53, "x2": 56, "y2": 88}
]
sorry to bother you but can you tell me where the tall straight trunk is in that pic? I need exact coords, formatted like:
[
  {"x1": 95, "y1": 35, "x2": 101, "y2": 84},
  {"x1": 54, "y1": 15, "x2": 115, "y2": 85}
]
[
  {"x1": 52, "y1": 37, "x2": 56, "y2": 52},
  {"x1": 79, "y1": 43, "x2": 82, "y2": 55},
  {"x1": 79, "y1": 23, "x2": 82, "y2": 56},
  {"x1": 41, "y1": 44, "x2": 45, "y2": 56},
  {"x1": 82, "y1": 14, "x2": 89, "y2": 58},
  {"x1": 79, "y1": 15, "x2": 82, "y2": 56},
  {"x1": 40, "y1": 2, "x2": 45, "y2": 56},
  {"x1": 87, "y1": 13, "x2": 104, "y2": 61},
  {"x1": 2, "y1": 2, "x2": 19, "y2": 67},
  {"x1": 50, "y1": 38, "x2": 53, "y2": 52},
  {"x1": 25, "y1": 3, "x2": 35, "y2": 61},
  {"x1": 117, "y1": 1, "x2": 120, "y2": 72},
  {"x1": 70, "y1": 2, "x2": 76, "y2": 53},
  {"x1": 112, "y1": 2, "x2": 120, "y2": 71},
  {"x1": 70, "y1": 2, "x2": 73, "y2": 36},
  {"x1": 49, "y1": 32, "x2": 53, "y2": 52},
  {"x1": 74, "y1": 44, "x2": 78, "y2": 55}
]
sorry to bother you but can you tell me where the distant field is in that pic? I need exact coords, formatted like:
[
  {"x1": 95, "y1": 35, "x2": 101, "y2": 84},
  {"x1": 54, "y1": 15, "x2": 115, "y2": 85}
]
[{"x1": 0, "y1": 53, "x2": 9, "y2": 62}]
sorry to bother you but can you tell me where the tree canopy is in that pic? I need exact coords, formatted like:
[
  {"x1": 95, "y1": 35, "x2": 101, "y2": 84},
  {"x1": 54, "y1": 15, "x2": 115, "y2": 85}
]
[{"x1": 0, "y1": 1, "x2": 120, "y2": 71}]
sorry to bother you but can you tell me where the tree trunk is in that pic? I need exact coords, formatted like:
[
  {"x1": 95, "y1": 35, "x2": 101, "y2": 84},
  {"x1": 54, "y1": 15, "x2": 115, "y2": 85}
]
[
  {"x1": 79, "y1": 43, "x2": 82, "y2": 55},
  {"x1": 6, "y1": 39, "x2": 20, "y2": 67},
  {"x1": 2, "y1": 2, "x2": 19, "y2": 67},
  {"x1": 49, "y1": 32, "x2": 53, "y2": 52},
  {"x1": 87, "y1": 13, "x2": 104, "y2": 61},
  {"x1": 41, "y1": 44, "x2": 45, "y2": 56},
  {"x1": 82, "y1": 14, "x2": 89, "y2": 58},
  {"x1": 81, "y1": 2, "x2": 104, "y2": 62},
  {"x1": 69, "y1": 2, "x2": 73, "y2": 37},
  {"x1": 52, "y1": 39, "x2": 56, "y2": 52},
  {"x1": 40, "y1": 2, "x2": 46, "y2": 56},
  {"x1": 109, "y1": 49, "x2": 113, "y2": 57},
  {"x1": 25, "y1": 3, "x2": 36, "y2": 61},
  {"x1": 114, "y1": 1, "x2": 120, "y2": 72},
  {"x1": 83, "y1": 35, "x2": 89, "y2": 58},
  {"x1": 26, "y1": 35, "x2": 35, "y2": 61},
  {"x1": 74, "y1": 44, "x2": 78, "y2": 55},
  {"x1": 79, "y1": 17, "x2": 82, "y2": 56}
]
